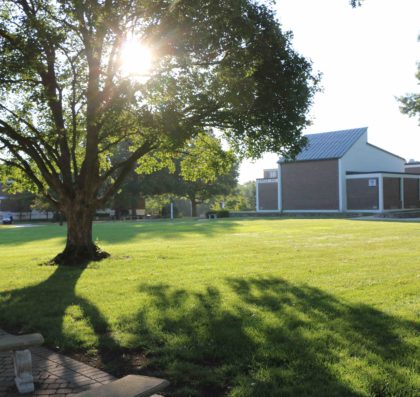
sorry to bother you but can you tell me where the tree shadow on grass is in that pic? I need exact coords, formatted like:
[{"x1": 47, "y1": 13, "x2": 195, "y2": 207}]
[
  {"x1": 0, "y1": 265, "x2": 130, "y2": 375},
  {"x1": 1, "y1": 271, "x2": 418, "y2": 397},
  {"x1": 123, "y1": 277, "x2": 419, "y2": 397}
]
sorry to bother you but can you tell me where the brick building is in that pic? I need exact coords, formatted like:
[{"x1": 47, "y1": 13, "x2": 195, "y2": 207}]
[{"x1": 256, "y1": 128, "x2": 420, "y2": 213}]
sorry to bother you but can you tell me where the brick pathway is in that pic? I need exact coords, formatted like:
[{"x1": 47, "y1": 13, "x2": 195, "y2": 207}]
[
  {"x1": 0, "y1": 329, "x2": 115, "y2": 396},
  {"x1": 0, "y1": 347, "x2": 114, "y2": 396},
  {"x1": 0, "y1": 329, "x2": 162, "y2": 397},
  {"x1": 0, "y1": 329, "x2": 163, "y2": 396}
]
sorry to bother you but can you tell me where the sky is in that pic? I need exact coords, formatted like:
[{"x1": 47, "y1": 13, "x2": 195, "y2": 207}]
[{"x1": 238, "y1": 0, "x2": 420, "y2": 183}]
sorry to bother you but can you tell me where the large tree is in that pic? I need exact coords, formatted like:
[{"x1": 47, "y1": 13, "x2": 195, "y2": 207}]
[
  {"x1": 0, "y1": 0, "x2": 318, "y2": 265},
  {"x1": 112, "y1": 133, "x2": 237, "y2": 216},
  {"x1": 222, "y1": 181, "x2": 256, "y2": 211},
  {"x1": 182, "y1": 165, "x2": 238, "y2": 217},
  {"x1": 116, "y1": 133, "x2": 238, "y2": 216},
  {"x1": 169, "y1": 133, "x2": 238, "y2": 216}
]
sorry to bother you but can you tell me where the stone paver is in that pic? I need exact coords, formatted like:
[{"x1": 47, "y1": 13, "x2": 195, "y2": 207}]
[{"x1": 0, "y1": 330, "x2": 162, "y2": 397}]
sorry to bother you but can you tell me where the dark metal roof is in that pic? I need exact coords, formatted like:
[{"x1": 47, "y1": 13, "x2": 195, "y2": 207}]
[{"x1": 280, "y1": 127, "x2": 367, "y2": 162}]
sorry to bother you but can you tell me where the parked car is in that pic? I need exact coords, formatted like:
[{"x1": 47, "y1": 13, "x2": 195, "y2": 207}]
[{"x1": 2, "y1": 214, "x2": 13, "y2": 225}]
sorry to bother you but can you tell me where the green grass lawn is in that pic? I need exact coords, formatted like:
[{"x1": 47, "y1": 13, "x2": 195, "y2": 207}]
[{"x1": 0, "y1": 218, "x2": 419, "y2": 396}]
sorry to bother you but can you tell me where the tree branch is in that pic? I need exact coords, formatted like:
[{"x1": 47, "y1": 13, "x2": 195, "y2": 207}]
[
  {"x1": 56, "y1": 45, "x2": 84, "y2": 178},
  {"x1": 0, "y1": 141, "x2": 45, "y2": 194},
  {"x1": 97, "y1": 141, "x2": 155, "y2": 205},
  {"x1": 0, "y1": 120, "x2": 62, "y2": 193},
  {"x1": 98, "y1": 130, "x2": 143, "y2": 154},
  {"x1": 0, "y1": 103, "x2": 60, "y2": 166},
  {"x1": 14, "y1": 0, "x2": 73, "y2": 186}
]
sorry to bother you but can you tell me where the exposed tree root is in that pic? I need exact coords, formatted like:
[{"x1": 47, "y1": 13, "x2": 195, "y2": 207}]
[{"x1": 52, "y1": 244, "x2": 110, "y2": 266}]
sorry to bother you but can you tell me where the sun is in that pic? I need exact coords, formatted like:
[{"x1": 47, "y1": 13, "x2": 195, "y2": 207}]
[{"x1": 120, "y1": 38, "x2": 153, "y2": 78}]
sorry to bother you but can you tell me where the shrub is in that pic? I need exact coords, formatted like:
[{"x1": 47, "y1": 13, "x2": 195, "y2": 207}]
[{"x1": 206, "y1": 210, "x2": 230, "y2": 218}]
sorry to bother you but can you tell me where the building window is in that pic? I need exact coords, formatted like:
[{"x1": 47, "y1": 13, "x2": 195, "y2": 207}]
[{"x1": 268, "y1": 171, "x2": 277, "y2": 178}]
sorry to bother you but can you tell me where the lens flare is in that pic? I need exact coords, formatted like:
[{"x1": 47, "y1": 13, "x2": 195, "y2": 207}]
[{"x1": 120, "y1": 39, "x2": 153, "y2": 78}]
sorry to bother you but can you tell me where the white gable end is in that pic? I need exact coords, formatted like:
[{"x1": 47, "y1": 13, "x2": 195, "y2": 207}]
[{"x1": 341, "y1": 134, "x2": 405, "y2": 173}]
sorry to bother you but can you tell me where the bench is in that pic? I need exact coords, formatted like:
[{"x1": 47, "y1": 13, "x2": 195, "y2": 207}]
[
  {"x1": 70, "y1": 374, "x2": 169, "y2": 397},
  {"x1": 0, "y1": 333, "x2": 44, "y2": 394}
]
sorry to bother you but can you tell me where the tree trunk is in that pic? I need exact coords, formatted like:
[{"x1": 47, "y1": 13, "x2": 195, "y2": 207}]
[
  {"x1": 53, "y1": 200, "x2": 109, "y2": 266},
  {"x1": 191, "y1": 199, "x2": 198, "y2": 217}
]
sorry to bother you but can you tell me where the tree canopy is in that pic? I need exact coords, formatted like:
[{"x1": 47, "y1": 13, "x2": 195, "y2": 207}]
[
  {"x1": 114, "y1": 133, "x2": 238, "y2": 216},
  {"x1": 398, "y1": 66, "x2": 420, "y2": 125},
  {"x1": 0, "y1": 0, "x2": 318, "y2": 264}
]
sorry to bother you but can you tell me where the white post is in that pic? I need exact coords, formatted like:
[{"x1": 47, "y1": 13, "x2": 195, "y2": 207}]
[
  {"x1": 170, "y1": 202, "x2": 174, "y2": 220},
  {"x1": 378, "y1": 176, "x2": 384, "y2": 212},
  {"x1": 277, "y1": 163, "x2": 282, "y2": 211},
  {"x1": 338, "y1": 159, "x2": 345, "y2": 212},
  {"x1": 256, "y1": 181, "x2": 260, "y2": 212}
]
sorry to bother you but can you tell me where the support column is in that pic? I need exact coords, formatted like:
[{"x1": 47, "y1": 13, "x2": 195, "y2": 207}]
[
  {"x1": 256, "y1": 181, "x2": 260, "y2": 211},
  {"x1": 378, "y1": 176, "x2": 384, "y2": 212},
  {"x1": 277, "y1": 163, "x2": 282, "y2": 211},
  {"x1": 338, "y1": 159, "x2": 345, "y2": 212},
  {"x1": 400, "y1": 178, "x2": 405, "y2": 209}
]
